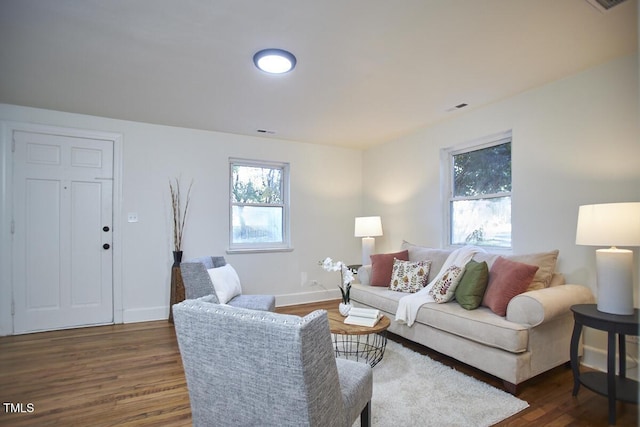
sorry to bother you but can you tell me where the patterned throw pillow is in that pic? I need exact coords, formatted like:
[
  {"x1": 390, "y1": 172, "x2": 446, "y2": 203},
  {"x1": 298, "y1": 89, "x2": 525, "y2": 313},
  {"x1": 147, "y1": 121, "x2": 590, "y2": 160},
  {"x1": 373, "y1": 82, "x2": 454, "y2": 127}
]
[
  {"x1": 389, "y1": 259, "x2": 432, "y2": 293},
  {"x1": 429, "y1": 265, "x2": 464, "y2": 303}
]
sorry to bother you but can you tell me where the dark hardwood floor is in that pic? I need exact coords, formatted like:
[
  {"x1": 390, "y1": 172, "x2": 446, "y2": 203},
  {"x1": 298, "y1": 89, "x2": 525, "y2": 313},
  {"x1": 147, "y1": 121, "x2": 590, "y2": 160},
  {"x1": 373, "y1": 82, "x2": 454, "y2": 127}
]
[{"x1": 0, "y1": 299, "x2": 636, "y2": 426}]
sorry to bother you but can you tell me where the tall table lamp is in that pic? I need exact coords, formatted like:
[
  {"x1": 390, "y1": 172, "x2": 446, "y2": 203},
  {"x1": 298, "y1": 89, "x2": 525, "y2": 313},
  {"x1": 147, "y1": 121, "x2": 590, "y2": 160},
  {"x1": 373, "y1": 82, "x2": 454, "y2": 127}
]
[
  {"x1": 576, "y1": 202, "x2": 640, "y2": 315},
  {"x1": 354, "y1": 216, "x2": 383, "y2": 266}
]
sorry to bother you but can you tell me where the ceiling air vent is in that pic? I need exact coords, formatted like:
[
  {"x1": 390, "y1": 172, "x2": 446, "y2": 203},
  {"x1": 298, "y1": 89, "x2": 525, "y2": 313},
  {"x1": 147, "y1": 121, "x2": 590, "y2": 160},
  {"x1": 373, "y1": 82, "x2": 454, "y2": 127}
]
[{"x1": 585, "y1": 0, "x2": 629, "y2": 12}]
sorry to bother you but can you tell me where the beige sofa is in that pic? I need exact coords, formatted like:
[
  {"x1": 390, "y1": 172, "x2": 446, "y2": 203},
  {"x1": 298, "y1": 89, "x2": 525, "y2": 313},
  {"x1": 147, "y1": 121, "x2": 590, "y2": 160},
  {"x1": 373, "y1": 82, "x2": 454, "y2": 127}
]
[{"x1": 350, "y1": 241, "x2": 595, "y2": 394}]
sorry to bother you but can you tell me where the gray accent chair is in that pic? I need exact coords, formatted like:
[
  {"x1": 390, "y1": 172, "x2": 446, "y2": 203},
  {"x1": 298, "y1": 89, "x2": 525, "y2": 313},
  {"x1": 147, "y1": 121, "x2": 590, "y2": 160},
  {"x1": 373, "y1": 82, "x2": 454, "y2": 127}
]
[
  {"x1": 173, "y1": 298, "x2": 373, "y2": 427},
  {"x1": 181, "y1": 256, "x2": 275, "y2": 312}
]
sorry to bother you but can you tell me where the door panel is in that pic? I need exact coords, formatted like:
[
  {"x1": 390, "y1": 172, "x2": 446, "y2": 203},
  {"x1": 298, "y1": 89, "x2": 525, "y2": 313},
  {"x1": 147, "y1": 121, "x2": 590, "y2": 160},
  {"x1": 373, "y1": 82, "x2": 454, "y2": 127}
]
[
  {"x1": 13, "y1": 130, "x2": 114, "y2": 333},
  {"x1": 71, "y1": 181, "x2": 103, "y2": 307},
  {"x1": 25, "y1": 179, "x2": 61, "y2": 310}
]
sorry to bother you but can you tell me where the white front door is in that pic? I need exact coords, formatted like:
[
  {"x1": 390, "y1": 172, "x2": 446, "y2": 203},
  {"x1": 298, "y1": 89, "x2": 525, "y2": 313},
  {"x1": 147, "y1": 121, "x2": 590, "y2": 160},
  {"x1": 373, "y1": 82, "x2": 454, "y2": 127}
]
[{"x1": 12, "y1": 130, "x2": 114, "y2": 333}]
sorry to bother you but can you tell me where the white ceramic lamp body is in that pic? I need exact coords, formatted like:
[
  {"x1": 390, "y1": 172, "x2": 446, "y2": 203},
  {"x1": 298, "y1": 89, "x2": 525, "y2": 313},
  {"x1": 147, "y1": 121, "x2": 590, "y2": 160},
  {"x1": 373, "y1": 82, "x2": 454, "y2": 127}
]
[
  {"x1": 360, "y1": 237, "x2": 376, "y2": 267},
  {"x1": 595, "y1": 248, "x2": 634, "y2": 315}
]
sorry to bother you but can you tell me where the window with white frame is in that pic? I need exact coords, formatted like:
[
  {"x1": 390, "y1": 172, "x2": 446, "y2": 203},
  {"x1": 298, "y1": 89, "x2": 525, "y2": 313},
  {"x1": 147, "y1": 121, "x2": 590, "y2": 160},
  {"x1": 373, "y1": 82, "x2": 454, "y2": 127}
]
[
  {"x1": 443, "y1": 132, "x2": 512, "y2": 248},
  {"x1": 229, "y1": 158, "x2": 290, "y2": 251}
]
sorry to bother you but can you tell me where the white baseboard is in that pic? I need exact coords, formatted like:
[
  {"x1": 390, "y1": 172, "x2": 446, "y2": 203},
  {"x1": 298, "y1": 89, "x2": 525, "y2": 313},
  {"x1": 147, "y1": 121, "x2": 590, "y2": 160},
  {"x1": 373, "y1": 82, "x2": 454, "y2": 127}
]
[
  {"x1": 582, "y1": 344, "x2": 639, "y2": 381},
  {"x1": 122, "y1": 306, "x2": 168, "y2": 323},
  {"x1": 122, "y1": 290, "x2": 342, "y2": 323},
  {"x1": 276, "y1": 288, "x2": 342, "y2": 307}
]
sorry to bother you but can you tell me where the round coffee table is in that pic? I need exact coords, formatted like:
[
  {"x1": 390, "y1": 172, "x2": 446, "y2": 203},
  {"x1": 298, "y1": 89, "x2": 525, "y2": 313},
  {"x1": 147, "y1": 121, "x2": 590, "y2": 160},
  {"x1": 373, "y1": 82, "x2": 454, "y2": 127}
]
[{"x1": 327, "y1": 308, "x2": 391, "y2": 367}]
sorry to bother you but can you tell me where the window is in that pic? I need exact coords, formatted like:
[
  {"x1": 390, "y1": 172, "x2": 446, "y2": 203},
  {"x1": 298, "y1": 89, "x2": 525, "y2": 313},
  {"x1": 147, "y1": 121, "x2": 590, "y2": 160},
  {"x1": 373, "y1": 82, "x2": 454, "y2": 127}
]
[
  {"x1": 443, "y1": 132, "x2": 512, "y2": 248},
  {"x1": 229, "y1": 159, "x2": 291, "y2": 252}
]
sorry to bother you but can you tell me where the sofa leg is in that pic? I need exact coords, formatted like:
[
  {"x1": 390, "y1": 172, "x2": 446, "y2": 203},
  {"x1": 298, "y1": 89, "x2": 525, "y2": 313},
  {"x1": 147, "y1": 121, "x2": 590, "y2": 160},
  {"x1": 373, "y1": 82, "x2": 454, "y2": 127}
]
[
  {"x1": 503, "y1": 381, "x2": 518, "y2": 395},
  {"x1": 360, "y1": 401, "x2": 371, "y2": 427}
]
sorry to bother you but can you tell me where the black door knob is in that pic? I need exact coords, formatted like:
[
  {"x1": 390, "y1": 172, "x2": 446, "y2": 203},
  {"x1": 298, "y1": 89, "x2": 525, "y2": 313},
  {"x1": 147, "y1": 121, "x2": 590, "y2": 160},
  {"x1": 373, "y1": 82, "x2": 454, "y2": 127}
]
[
  {"x1": 103, "y1": 243, "x2": 110, "y2": 250},
  {"x1": 103, "y1": 226, "x2": 110, "y2": 232}
]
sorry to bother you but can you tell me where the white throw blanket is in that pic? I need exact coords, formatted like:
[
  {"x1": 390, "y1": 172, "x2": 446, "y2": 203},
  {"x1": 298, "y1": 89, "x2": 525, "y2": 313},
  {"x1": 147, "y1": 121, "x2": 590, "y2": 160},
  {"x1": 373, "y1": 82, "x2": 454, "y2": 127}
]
[{"x1": 395, "y1": 246, "x2": 484, "y2": 326}]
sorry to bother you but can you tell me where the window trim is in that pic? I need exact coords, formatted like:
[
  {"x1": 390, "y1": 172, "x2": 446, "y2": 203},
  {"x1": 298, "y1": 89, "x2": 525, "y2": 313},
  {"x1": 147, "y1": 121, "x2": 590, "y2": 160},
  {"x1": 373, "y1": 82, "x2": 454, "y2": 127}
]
[
  {"x1": 441, "y1": 130, "x2": 512, "y2": 250},
  {"x1": 227, "y1": 158, "x2": 292, "y2": 253}
]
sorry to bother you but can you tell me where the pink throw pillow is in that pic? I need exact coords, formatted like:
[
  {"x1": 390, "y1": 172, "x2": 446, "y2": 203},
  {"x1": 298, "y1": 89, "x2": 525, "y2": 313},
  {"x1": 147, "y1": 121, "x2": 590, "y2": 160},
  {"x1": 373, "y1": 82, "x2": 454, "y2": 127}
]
[
  {"x1": 370, "y1": 250, "x2": 409, "y2": 287},
  {"x1": 482, "y1": 256, "x2": 539, "y2": 316}
]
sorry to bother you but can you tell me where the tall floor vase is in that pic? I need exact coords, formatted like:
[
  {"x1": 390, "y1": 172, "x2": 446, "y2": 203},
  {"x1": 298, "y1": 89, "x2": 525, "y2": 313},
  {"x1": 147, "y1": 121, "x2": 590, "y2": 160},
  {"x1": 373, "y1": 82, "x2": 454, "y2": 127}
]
[{"x1": 168, "y1": 250, "x2": 184, "y2": 324}]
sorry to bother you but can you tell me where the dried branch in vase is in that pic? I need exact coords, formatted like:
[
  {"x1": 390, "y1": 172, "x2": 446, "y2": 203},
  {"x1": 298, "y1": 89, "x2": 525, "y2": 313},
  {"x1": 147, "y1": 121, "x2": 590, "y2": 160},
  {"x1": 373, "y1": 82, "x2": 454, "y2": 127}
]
[{"x1": 169, "y1": 177, "x2": 193, "y2": 252}]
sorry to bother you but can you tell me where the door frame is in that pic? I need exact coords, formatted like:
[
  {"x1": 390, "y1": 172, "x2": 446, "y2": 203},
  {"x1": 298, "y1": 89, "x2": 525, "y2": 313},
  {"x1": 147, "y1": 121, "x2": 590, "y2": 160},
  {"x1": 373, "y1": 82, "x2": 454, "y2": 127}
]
[{"x1": 0, "y1": 121, "x2": 124, "y2": 335}]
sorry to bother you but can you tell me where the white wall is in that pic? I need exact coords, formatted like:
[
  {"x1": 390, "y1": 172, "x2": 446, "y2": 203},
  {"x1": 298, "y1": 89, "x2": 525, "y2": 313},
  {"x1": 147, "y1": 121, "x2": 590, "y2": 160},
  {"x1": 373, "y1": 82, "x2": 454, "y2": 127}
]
[
  {"x1": 0, "y1": 104, "x2": 363, "y2": 334},
  {"x1": 362, "y1": 53, "x2": 640, "y2": 374}
]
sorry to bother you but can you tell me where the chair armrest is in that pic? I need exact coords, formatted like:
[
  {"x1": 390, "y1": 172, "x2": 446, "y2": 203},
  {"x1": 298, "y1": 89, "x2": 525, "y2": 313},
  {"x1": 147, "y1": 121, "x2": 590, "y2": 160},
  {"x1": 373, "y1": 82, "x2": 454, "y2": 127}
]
[
  {"x1": 506, "y1": 284, "x2": 595, "y2": 326},
  {"x1": 357, "y1": 265, "x2": 372, "y2": 286}
]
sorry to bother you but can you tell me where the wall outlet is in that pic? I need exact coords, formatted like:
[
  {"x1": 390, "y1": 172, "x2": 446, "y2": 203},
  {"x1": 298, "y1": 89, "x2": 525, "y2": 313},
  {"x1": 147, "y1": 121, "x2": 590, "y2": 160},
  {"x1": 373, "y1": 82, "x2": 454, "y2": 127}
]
[{"x1": 299, "y1": 273, "x2": 320, "y2": 287}]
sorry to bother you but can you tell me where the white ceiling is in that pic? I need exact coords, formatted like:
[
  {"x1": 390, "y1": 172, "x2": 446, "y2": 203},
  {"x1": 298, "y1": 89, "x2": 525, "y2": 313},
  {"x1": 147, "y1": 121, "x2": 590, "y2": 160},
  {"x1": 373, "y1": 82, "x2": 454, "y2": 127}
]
[{"x1": 0, "y1": 0, "x2": 637, "y2": 149}]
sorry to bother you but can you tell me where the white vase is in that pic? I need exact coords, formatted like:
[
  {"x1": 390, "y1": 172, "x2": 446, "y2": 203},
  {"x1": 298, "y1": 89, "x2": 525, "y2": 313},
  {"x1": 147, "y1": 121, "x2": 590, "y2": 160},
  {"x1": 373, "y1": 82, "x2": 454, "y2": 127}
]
[{"x1": 339, "y1": 302, "x2": 352, "y2": 317}]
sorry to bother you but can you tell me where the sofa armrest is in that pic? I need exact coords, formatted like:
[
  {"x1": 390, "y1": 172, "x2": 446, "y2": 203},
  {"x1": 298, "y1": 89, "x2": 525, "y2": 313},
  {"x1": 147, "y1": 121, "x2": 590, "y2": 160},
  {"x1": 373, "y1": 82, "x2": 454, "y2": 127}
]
[
  {"x1": 356, "y1": 265, "x2": 372, "y2": 286},
  {"x1": 506, "y1": 284, "x2": 595, "y2": 327}
]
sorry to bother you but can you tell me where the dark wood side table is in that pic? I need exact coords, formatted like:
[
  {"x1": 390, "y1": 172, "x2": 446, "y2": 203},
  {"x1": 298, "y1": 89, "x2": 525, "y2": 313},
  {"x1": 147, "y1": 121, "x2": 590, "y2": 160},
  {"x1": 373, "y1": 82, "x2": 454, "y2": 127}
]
[{"x1": 570, "y1": 304, "x2": 639, "y2": 425}]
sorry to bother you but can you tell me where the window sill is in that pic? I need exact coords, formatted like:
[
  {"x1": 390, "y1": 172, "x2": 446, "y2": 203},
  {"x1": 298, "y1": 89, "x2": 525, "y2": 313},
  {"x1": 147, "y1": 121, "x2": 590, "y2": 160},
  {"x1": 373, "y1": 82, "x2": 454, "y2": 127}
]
[
  {"x1": 226, "y1": 247, "x2": 294, "y2": 255},
  {"x1": 446, "y1": 244, "x2": 512, "y2": 255}
]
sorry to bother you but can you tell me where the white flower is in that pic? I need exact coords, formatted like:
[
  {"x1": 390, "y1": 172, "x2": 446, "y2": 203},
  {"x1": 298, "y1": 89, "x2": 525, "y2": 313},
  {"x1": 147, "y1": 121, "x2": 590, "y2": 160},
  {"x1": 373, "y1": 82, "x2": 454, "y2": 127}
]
[
  {"x1": 342, "y1": 268, "x2": 354, "y2": 285},
  {"x1": 320, "y1": 257, "x2": 354, "y2": 304},
  {"x1": 321, "y1": 257, "x2": 342, "y2": 272}
]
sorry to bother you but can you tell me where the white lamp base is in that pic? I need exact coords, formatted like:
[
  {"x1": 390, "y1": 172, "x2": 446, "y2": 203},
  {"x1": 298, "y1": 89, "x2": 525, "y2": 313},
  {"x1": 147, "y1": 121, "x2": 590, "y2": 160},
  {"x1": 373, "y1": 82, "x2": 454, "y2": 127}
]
[
  {"x1": 361, "y1": 237, "x2": 375, "y2": 266},
  {"x1": 595, "y1": 248, "x2": 634, "y2": 315}
]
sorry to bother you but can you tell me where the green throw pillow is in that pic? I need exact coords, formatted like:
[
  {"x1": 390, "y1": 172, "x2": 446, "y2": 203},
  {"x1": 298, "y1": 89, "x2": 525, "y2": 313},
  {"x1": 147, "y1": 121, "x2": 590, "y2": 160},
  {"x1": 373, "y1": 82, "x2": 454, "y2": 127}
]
[{"x1": 454, "y1": 260, "x2": 489, "y2": 310}]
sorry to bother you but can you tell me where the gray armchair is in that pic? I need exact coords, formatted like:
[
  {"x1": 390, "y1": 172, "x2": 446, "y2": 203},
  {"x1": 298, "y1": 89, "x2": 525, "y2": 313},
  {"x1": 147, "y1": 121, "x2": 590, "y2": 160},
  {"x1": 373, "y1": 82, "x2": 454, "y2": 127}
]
[
  {"x1": 181, "y1": 256, "x2": 275, "y2": 311},
  {"x1": 173, "y1": 298, "x2": 373, "y2": 427}
]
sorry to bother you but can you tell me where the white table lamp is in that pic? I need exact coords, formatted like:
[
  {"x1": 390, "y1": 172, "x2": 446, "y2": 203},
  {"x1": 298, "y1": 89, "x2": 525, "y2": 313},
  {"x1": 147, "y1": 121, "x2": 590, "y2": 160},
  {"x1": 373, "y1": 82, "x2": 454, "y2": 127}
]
[
  {"x1": 355, "y1": 216, "x2": 383, "y2": 266},
  {"x1": 576, "y1": 202, "x2": 640, "y2": 315}
]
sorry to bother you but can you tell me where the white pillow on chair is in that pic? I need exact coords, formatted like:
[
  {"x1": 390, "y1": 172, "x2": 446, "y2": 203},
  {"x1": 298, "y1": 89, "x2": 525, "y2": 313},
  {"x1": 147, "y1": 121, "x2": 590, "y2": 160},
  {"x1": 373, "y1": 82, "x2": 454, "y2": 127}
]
[{"x1": 207, "y1": 264, "x2": 242, "y2": 304}]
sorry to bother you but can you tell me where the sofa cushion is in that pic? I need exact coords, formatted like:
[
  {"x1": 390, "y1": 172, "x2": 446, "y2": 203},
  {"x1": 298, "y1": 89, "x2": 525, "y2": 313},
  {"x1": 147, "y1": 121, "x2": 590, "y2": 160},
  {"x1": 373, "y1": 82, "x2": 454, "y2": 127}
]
[
  {"x1": 389, "y1": 259, "x2": 431, "y2": 293},
  {"x1": 349, "y1": 283, "x2": 529, "y2": 353},
  {"x1": 373, "y1": 243, "x2": 560, "y2": 289},
  {"x1": 549, "y1": 273, "x2": 565, "y2": 287},
  {"x1": 454, "y1": 260, "x2": 489, "y2": 310},
  {"x1": 401, "y1": 241, "x2": 452, "y2": 282},
  {"x1": 415, "y1": 302, "x2": 529, "y2": 353},
  {"x1": 473, "y1": 250, "x2": 559, "y2": 290},
  {"x1": 188, "y1": 256, "x2": 227, "y2": 269},
  {"x1": 482, "y1": 257, "x2": 539, "y2": 316},
  {"x1": 370, "y1": 250, "x2": 409, "y2": 286},
  {"x1": 227, "y1": 294, "x2": 276, "y2": 312},
  {"x1": 181, "y1": 262, "x2": 220, "y2": 301},
  {"x1": 350, "y1": 283, "x2": 408, "y2": 315}
]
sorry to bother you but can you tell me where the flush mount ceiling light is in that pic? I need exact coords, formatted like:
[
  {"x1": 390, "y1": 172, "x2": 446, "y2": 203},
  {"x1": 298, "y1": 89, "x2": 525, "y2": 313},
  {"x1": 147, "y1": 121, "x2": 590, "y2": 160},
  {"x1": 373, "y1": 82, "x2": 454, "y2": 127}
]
[{"x1": 253, "y1": 49, "x2": 296, "y2": 74}]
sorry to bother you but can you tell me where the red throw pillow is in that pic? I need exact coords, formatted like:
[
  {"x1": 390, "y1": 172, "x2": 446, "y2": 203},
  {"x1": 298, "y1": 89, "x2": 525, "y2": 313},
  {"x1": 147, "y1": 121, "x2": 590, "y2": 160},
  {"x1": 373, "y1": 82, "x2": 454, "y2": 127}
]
[
  {"x1": 482, "y1": 256, "x2": 539, "y2": 316},
  {"x1": 370, "y1": 250, "x2": 409, "y2": 287}
]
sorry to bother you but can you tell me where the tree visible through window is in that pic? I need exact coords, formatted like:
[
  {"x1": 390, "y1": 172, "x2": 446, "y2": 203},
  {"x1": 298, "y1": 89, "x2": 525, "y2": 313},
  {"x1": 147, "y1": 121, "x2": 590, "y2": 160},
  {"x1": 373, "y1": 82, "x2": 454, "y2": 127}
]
[
  {"x1": 229, "y1": 159, "x2": 290, "y2": 250},
  {"x1": 447, "y1": 135, "x2": 512, "y2": 248}
]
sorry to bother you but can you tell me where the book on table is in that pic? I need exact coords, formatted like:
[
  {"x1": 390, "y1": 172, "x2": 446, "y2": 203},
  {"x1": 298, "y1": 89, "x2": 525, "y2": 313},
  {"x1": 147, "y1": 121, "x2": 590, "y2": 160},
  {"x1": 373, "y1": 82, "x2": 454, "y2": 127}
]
[{"x1": 344, "y1": 307, "x2": 383, "y2": 327}]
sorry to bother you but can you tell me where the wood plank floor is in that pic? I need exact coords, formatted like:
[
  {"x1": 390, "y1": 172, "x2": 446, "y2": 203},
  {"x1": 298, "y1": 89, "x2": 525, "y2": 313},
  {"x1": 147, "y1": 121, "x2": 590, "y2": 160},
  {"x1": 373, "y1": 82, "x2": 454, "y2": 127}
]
[{"x1": 0, "y1": 300, "x2": 636, "y2": 426}]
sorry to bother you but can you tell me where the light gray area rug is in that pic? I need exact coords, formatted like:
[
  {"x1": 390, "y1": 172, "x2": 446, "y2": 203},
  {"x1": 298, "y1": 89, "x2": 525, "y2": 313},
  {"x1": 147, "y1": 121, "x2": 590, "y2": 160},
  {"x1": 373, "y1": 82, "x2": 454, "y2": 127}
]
[{"x1": 351, "y1": 340, "x2": 529, "y2": 427}]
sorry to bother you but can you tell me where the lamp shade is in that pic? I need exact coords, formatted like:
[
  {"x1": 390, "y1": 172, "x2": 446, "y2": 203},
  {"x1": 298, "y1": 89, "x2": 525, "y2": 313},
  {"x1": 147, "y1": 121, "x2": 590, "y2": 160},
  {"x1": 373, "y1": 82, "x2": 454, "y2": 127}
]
[
  {"x1": 576, "y1": 202, "x2": 640, "y2": 247},
  {"x1": 354, "y1": 216, "x2": 383, "y2": 237}
]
